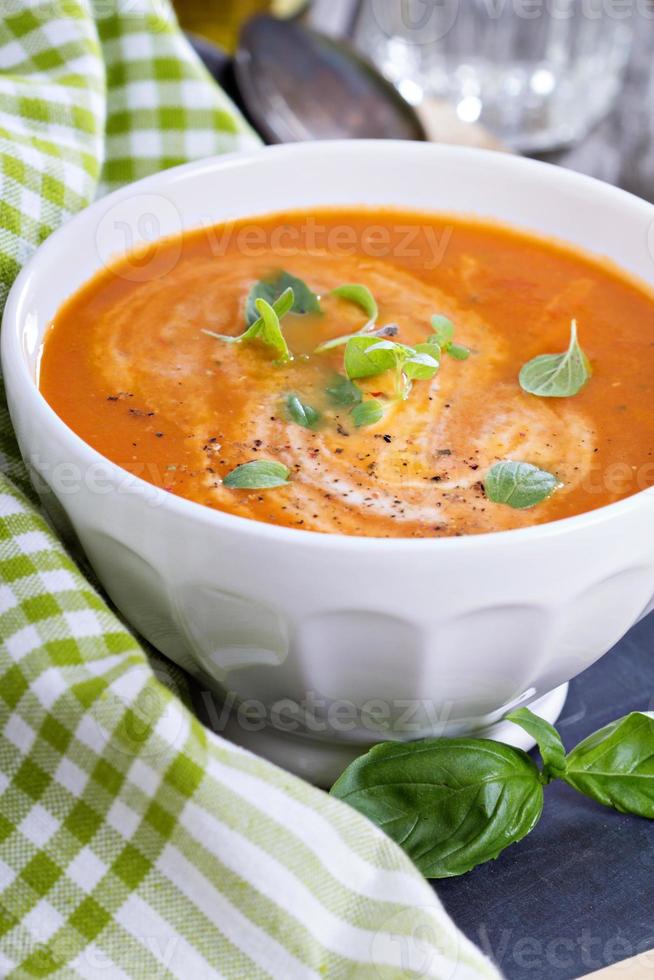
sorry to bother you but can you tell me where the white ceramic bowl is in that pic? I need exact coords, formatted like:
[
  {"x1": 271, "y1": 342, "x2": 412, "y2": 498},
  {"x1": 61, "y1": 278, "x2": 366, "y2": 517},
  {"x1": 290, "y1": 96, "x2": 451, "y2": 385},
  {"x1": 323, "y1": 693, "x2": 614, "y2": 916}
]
[{"x1": 4, "y1": 142, "x2": 654, "y2": 783}]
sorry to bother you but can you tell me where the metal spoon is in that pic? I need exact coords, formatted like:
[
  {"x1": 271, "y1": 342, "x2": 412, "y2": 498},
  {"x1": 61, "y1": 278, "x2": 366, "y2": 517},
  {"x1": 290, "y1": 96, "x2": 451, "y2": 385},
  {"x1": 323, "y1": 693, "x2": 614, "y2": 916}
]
[{"x1": 232, "y1": 15, "x2": 427, "y2": 143}]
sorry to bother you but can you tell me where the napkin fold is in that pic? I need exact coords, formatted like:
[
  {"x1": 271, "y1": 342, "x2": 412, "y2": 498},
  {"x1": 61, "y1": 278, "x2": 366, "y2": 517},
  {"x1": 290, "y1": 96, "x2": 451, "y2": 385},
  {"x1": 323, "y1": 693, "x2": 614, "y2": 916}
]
[{"x1": 0, "y1": 2, "x2": 501, "y2": 976}]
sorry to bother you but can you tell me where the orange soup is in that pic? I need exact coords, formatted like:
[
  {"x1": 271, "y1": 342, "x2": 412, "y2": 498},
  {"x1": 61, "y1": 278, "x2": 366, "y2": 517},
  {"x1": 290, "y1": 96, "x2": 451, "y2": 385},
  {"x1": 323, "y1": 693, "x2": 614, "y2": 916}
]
[{"x1": 40, "y1": 208, "x2": 654, "y2": 537}]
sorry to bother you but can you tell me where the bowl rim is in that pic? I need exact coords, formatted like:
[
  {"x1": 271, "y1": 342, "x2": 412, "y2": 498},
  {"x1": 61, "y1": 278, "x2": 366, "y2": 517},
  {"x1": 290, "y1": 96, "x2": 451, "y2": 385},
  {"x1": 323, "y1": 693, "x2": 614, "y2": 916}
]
[{"x1": 4, "y1": 138, "x2": 654, "y2": 554}]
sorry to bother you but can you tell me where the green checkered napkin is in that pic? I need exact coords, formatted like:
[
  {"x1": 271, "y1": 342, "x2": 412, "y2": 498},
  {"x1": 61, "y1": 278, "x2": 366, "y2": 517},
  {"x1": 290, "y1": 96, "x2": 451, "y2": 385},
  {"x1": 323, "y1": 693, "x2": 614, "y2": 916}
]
[{"x1": 0, "y1": 2, "x2": 501, "y2": 977}]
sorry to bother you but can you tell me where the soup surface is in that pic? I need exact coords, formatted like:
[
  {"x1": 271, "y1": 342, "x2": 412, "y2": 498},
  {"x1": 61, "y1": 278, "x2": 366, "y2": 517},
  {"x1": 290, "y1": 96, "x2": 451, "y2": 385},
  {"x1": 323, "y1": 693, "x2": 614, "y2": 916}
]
[{"x1": 40, "y1": 208, "x2": 654, "y2": 537}]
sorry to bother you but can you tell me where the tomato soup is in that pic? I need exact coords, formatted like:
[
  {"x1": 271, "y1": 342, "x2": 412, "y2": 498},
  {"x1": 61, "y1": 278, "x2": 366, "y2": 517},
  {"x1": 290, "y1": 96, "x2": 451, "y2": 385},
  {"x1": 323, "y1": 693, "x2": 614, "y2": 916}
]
[{"x1": 40, "y1": 208, "x2": 654, "y2": 537}]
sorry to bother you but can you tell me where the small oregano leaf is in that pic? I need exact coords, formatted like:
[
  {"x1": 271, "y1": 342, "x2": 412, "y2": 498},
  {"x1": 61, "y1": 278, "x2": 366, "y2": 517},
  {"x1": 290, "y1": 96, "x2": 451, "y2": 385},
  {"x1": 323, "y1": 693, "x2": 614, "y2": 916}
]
[
  {"x1": 563, "y1": 712, "x2": 654, "y2": 816},
  {"x1": 203, "y1": 287, "x2": 294, "y2": 360},
  {"x1": 352, "y1": 399, "x2": 384, "y2": 428},
  {"x1": 519, "y1": 319, "x2": 591, "y2": 397},
  {"x1": 344, "y1": 337, "x2": 399, "y2": 380},
  {"x1": 245, "y1": 271, "x2": 321, "y2": 324},
  {"x1": 448, "y1": 343, "x2": 471, "y2": 361},
  {"x1": 506, "y1": 707, "x2": 567, "y2": 780},
  {"x1": 250, "y1": 297, "x2": 292, "y2": 362},
  {"x1": 332, "y1": 283, "x2": 378, "y2": 322},
  {"x1": 245, "y1": 270, "x2": 322, "y2": 325},
  {"x1": 331, "y1": 738, "x2": 543, "y2": 878},
  {"x1": 325, "y1": 374, "x2": 362, "y2": 407},
  {"x1": 286, "y1": 394, "x2": 321, "y2": 429},
  {"x1": 223, "y1": 460, "x2": 290, "y2": 490},
  {"x1": 484, "y1": 460, "x2": 560, "y2": 510},
  {"x1": 431, "y1": 315, "x2": 455, "y2": 344},
  {"x1": 403, "y1": 349, "x2": 440, "y2": 381},
  {"x1": 430, "y1": 314, "x2": 471, "y2": 360}
]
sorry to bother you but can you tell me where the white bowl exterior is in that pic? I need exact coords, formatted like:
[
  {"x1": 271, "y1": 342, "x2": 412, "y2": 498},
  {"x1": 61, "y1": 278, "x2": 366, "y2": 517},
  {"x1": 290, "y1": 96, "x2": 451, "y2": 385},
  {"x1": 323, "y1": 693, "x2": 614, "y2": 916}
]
[{"x1": 4, "y1": 142, "x2": 654, "y2": 748}]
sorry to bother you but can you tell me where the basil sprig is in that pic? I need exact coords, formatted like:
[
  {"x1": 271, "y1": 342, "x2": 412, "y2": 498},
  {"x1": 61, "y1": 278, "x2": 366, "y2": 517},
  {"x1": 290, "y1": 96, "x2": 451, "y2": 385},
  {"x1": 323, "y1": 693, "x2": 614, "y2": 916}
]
[
  {"x1": 203, "y1": 288, "x2": 294, "y2": 362},
  {"x1": 484, "y1": 460, "x2": 560, "y2": 510},
  {"x1": 246, "y1": 271, "x2": 321, "y2": 324},
  {"x1": 331, "y1": 709, "x2": 654, "y2": 879},
  {"x1": 223, "y1": 460, "x2": 290, "y2": 489},
  {"x1": 519, "y1": 319, "x2": 591, "y2": 397}
]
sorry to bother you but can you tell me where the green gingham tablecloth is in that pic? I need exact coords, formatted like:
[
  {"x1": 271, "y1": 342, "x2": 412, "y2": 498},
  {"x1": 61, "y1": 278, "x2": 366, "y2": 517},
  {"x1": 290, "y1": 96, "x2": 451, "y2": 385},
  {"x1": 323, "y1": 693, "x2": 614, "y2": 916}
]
[{"x1": 0, "y1": 3, "x2": 501, "y2": 977}]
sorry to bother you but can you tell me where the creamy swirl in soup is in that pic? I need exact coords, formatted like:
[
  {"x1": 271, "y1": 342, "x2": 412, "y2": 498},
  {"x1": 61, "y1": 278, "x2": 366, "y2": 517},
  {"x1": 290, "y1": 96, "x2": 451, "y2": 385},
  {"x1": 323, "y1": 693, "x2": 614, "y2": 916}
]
[{"x1": 40, "y1": 208, "x2": 654, "y2": 537}]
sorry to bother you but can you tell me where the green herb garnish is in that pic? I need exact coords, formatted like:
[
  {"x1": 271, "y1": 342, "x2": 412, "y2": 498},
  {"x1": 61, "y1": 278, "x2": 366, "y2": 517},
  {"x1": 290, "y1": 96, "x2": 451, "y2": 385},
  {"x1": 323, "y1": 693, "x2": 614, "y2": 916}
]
[
  {"x1": 314, "y1": 330, "x2": 372, "y2": 354},
  {"x1": 344, "y1": 337, "x2": 399, "y2": 379},
  {"x1": 331, "y1": 283, "x2": 378, "y2": 322},
  {"x1": 431, "y1": 314, "x2": 455, "y2": 344},
  {"x1": 203, "y1": 287, "x2": 294, "y2": 362},
  {"x1": 286, "y1": 394, "x2": 321, "y2": 429},
  {"x1": 431, "y1": 314, "x2": 471, "y2": 360},
  {"x1": 314, "y1": 284, "x2": 381, "y2": 354},
  {"x1": 519, "y1": 319, "x2": 591, "y2": 397},
  {"x1": 246, "y1": 271, "x2": 321, "y2": 324},
  {"x1": 484, "y1": 460, "x2": 560, "y2": 510},
  {"x1": 352, "y1": 399, "x2": 384, "y2": 428},
  {"x1": 331, "y1": 709, "x2": 654, "y2": 879},
  {"x1": 560, "y1": 713, "x2": 654, "y2": 812},
  {"x1": 250, "y1": 297, "x2": 292, "y2": 362},
  {"x1": 325, "y1": 374, "x2": 362, "y2": 407},
  {"x1": 344, "y1": 337, "x2": 439, "y2": 400},
  {"x1": 331, "y1": 734, "x2": 543, "y2": 879},
  {"x1": 223, "y1": 460, "x2": 290, "y2": 489},
  {"x1": 507, "y1": 707, "x2": 567, "y2": 779}
]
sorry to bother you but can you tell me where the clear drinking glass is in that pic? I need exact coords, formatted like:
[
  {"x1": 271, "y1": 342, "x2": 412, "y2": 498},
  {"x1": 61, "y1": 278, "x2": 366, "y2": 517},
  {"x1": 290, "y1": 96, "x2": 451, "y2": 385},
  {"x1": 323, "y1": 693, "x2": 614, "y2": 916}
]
[{"x1": 353, "y1": 0, "x2": 636, "y2": 152}]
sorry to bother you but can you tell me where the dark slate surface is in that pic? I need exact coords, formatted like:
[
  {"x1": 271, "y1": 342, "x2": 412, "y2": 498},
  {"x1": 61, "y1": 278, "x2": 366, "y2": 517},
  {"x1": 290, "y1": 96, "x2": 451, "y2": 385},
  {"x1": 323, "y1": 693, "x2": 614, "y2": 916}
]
[{"x1": 436, "y1": 614, "x2": 654, "y2": 980}]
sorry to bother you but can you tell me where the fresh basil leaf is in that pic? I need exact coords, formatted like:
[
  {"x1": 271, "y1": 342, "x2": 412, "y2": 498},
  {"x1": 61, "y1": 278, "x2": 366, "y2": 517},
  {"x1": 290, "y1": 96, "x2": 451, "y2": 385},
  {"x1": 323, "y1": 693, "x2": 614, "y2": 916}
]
[
  {"x1": 223, "y1": 460, "x2": 290, "y2": 489},
  {"x1": 403, "y1": 349, "x2": 440, "y2": 381},
  {"x1": 325, "y1": 374, "x2": 362, "y2": 407},
  {"x1": 506, "y1": 707, "x2": 567, "y2": 780},
  {"x1": 519, "y1": 319, "x2": 591, "y2": 397},
  {"x1": 332, "y1": 284, "x2": 378, "y2": 322},
  {"x1": 246, "y1": 271, "x2": 321, "y2": 325},
  {"x1": 563, "y1": 712, "x2": 654, "y2": 816},
  {"x1": 352, "y1": 399, "x2": 384, "y2": 428},
  {"x1": 448, "y1": 343, "x2": 471, "y2": 361},
  {"x1": 484, "y1": 460, "x2": 560, "y2": 510},
  {"x1": 431, "y1": 315, "x2": 455, "y2": 345},
  {"x1": 344, "y1": 337, "x2": 400, "y2": 380},
  {"x1": 331, "y1": 738, "x2": 543, "y2": 878},
  {"x1": 286, "y1": 394, "x2": 321, "y2": 429}
]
